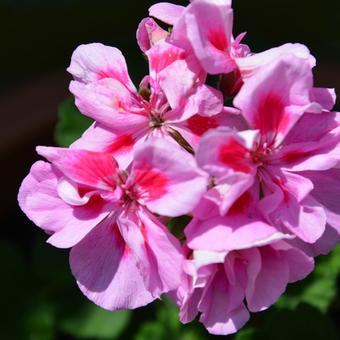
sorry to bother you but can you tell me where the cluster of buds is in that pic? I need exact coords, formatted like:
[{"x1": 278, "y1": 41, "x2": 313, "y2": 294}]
[{"x1": 18, "y1": 0, "x2": 340, "y2": 335}]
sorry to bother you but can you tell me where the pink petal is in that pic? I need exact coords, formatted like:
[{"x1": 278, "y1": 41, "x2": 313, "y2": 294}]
[
  {"x1": 70, "y1": 79, "x2": 149, "y2": 133},
  {"x1": 138, "y1": 209, "x2": 184, "y2": 294},
  {"x1": 303, "y1": 169, "x2": 340, "y2": 232},
  {"x1": 245, "y1": 246, "x2": 290, "y2": 312},
  {"x1": 136, "y1": 18, "x2": 169, "y2": 52},
  {"x1": 149, "y1": 2, "x2": 185, "y2": 25},
  {"x1": 67, "y1": 43, "x2": 135, "y2": 91},
  {"x1": 37, "y1": 147, "x2": 119, "y2": 191},
  {"x1": 70, "y1": 217, "x2": 155, "y2": 310},
  {"x1": 184, "y1": 0, "x2": 235, "y2": 74},
  {"x1": 18, "y1": 161, "x2": 112, "y2": 248},
  {"x1": 234, "y1": 54, "x2": 315, "y2": 146},
  {"x1": 272, "y1": 241, "x2": 314, "y2": 282},
  {"x1": 159, "y1": 60, "x2": 197, "y2": 110},
  {"x1": 198, "y1": 265, "x2": 249, "y2": 335},
  {"x1": 275, "y1": 111, "x2": 340, "y2": 171},
  {"x1": 310, "y1": 87, "x2": 336, "y2": 111},
  {"x1": 115, "y1": 209, "x2": 183, "y2": 298},
  {"x1": 267, "y1": 190, "x2": 326, "y2": 244},
  {"x1": 147, "y1": 41, "x2": 187, "y2": 79},
  {"x1": 235, "y1": 43, "x2": 315, "y2": 80},
  {"x1": 71, "y1": 123, "x2": 143, "y2": 169},
  {"x1": 186, "y1": 214, "x2": 292, "y2": 253},
  {"x1": 130, "y1": 138, "x2": 208, "y2": 216},
  {"x1": 197, "y1": 127, "x2": 257, "y2": 177},
  {"x1": 168, "y1": 85, "x2": 224, "y2": 122}
]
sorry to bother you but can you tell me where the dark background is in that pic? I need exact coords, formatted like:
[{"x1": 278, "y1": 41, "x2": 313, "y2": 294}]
[{"x1": 1, "y1": 1, "x2": 339, "y2": 339}]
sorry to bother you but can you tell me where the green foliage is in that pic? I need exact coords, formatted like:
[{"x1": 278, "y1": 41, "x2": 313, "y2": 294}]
[
  {"x1": 55, "y1": 97, "x2": 93, "y2": 147},
  {"x1": 134, "y1": 299, "x2": 206, "y2": 340},
  {"x1": 60, "y1": 305, "x2": 131, "y2": 339},
  {"x1": 167, "y1": 215, "x2": 192, "y2": 241}
]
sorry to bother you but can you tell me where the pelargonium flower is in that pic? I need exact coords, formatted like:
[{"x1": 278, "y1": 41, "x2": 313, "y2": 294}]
[
  {"x1": 18, "y1": 138, "x2": 208, "y2": 310},
  {"x1": 173, "y1": 185, "x2": 314, "y2": 335},
  {"x1": 195, "y1": 54, "x2": 339, "y2": 246},
  {"x1": 176, "y1": 239, "x2": 313, "y2": 335},
  {"x1": 17, "y1": 0, "x2": 340, "y2": 336},
  {"x1": 68, "y1": 40, "x2": 223, "y2": 168},
  {"x1": 149, "y1": 0, "x2": 315, "y2": 91}
]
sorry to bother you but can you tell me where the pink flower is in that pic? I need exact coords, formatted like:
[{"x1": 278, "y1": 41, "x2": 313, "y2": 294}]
[
  {"x1": 175, "y1": 188, "x2": 313, "y2": 335},
  {"x1": 176, "y1": 239, "x2": 314, "y2": 335},
  {"x1": 149, "y1": 0, "x2": 315, "y2": 94},
  {"x1": 196, "y1": 54, "x2": 340, "y2": 245},
  {"x1": 17, "y1": 0, "x2": 340, "y2": 335},
  {"x1": 18, "y1": 138, "x2": 208, "y2": 310},
  {"x1": 68, "y1": 41, "x2": 223, "y2": 168}
]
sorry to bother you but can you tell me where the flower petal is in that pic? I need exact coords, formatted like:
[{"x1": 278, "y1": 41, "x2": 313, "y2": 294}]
[
  {"x1": 130, "y1": 138, "x2": 208, "y2": 216},
  {"x1": 70, "y1": 217, "x2": 155, "y2": 310},
  {"x1": 70, "y1": 79, "x2": 149, "y2": 133},
  {"x1": 18, "y1": 161, "x2": 112, "y2": 248},
  {"x1": 67, "y1": 43, "x2": 135, "y2": 91},
  {"x1": 37, "y1": 146, "x2": 119, "y2": 191},
  {"x1": 234, "y1": 54, "x2": 315, "y2": 146},
  {"x1": 184, "y1": 0, "x2": 235, "y2": 74},
  {"x1": 149, "y1": 2, "x2": 185, "y2": 25}
]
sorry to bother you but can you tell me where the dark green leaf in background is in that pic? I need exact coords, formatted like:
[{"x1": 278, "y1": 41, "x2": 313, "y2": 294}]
[
  {"x1": 55, "y1": 97, "x2": 93, "y2": 147},
  {"x1": 60, "y1": 305, "x2": 131, "y2": 339}
]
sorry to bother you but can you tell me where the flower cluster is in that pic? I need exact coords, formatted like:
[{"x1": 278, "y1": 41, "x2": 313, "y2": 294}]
[{"x1": 18, "y1": 0, "x2": 340, "y2": 335}]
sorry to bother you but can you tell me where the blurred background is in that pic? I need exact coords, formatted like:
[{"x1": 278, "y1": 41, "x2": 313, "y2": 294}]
[{"x1": 1, "y1": 0, "x2": 340, "y2": 339}]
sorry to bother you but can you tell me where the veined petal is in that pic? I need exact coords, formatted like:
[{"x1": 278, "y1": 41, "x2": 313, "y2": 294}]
[
  {"x1": 67, "y1": 43, "x2": 135, "y2": 92},
  {"x1": 70, "y1": 217, "x2": 155, "y2": 310},
  {"x1": 186, "y1": 214, "x2": 292, "y2": 253},
  {"x1": 235, "y1": 43, "x2": 315, "y2": 80},
  {"x1": 130, "y1": 138, "x2": 208, "y2": 217},
  {"x1": 199, "y1": 270, "x2": 249, "y2": 335},
  {"x1": 302, "y1": 169, "x2": 340, "y2": 232},
  {"x1": 184, "y1": 0, "x2": 235, "y2": 74},
  {"x1": 36, "y1": 146, "x2": 119, "y2": 191},
  {"x1": 234, "y1": 54, "x2": 315, "y2": 146},
  {"x1": 197, "y1": 127, "x2": 257, "y2": 177},
  {"x1": 244, "y1": 246, "x2": 290, "y2": 312},
  {"x1": 310, "y1": 87, "x2": 336, "y2": 111},
  {"x1": 149, "y1": 2, "x2": 185, "y2": 25},
  {"x1": 18, "y1": 161, "x2": 112, "y2": 248},
  {"x1": 159, "y1": 59, "x2": 197, "y2": 110},
  {"x1": 71, "y1": 123, "x2": 146, "y2": 169},
  {"x1": 70, "y1": 79, "x2": 149, "y2": 132},
  {"x1": 147, "y1": 41, "x2": 187, "y2": 79}
]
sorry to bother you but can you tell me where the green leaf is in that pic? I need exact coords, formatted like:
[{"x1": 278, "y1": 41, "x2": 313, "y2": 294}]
[
  {"x1": 167, "y1": 215, "x2": 192, "y2": 240},
  {"x1": 55, "y1": 97, "x2": 93, "y2": 147},
  {"x1": 234, "y1": 327, "x2": 256, "y2": 340},
  {"x1": 24, "y1": 301, "x2": 56, "y2": 340},
  {"x1": 134, "y1": 299, "x2": 208, "y2": 340},
  {"x1": 60, "y1": 303, "x2": 131, "y2": 339}
]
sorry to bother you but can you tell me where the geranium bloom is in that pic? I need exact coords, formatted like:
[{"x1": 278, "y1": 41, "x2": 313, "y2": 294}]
[
  {"x1": 68, "y1": 40, "x2": 223, "y2": 168},
  {"x1": 18, "y1": 138, "x2": 208, "y2": 310},
  {"x1": 149, "y1": 0, "x2": 315, "y2": 87},
  {"x1": 17, "y1": 0, "x2": 340, "y2": 336},
  {"x1": 196, "y1": 54, "x2": 339, "y2": 246},
  {"x1": 177, "y1": 239, "x2": 313, "y2": 335},
  {"x1": 174, "y1": 186, "x2": 314, "y2": 335}
]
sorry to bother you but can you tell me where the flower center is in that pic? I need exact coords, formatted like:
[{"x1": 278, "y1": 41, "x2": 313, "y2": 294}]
[
  {"x1": 251, "y1": 142, "x2": 274, "y2": 166},
  {"x1": 149, "y1": 113, "x2": 164, "y2": 128}
]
